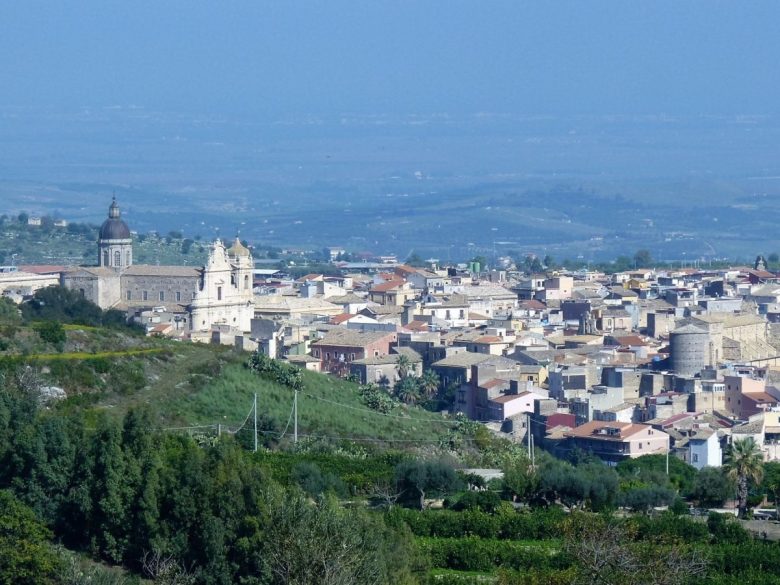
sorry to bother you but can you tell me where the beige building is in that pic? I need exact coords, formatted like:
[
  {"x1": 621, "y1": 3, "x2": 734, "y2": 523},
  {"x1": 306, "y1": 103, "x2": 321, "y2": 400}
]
[
  {"x1": 61, "y1": 198, "x2": 255, "y2": 338},
  {"x1": 564, "y1": 421, "x2": 669, "y2": 463}
]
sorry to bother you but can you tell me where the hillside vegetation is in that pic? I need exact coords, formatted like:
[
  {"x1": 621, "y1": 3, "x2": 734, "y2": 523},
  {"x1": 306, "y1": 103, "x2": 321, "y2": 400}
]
[{"x1": 0, "y1": 291, "x2": 454, "y2": 447}]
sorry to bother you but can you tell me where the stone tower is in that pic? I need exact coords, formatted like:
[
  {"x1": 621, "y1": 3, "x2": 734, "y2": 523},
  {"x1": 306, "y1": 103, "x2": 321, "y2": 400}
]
[{"x1": 98, "y1": 196, "x2": 133, "y2": 271}]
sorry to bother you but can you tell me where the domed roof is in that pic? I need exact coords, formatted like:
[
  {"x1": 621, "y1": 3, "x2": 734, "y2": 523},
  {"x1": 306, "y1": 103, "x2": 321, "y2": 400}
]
[
  {"x1": 227, "y1": 237, "x2": 251, "y2": 258},
  {"x1": 99, "y1": 196, "x2": 131, "y2": 240}
]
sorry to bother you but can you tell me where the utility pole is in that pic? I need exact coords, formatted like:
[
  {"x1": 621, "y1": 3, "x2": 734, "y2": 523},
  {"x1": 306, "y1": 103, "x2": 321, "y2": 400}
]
[
  {"x1": 253, "y1": 392, "x2": 258, "y2": 453},
  {"x1": 527, "y1": 414, "x2": 531, "y2": 455},
  {"x1": 666, "y1": 448, "x2": 669, "y2": 476},
  {"x1": 293, "y1": 387, "x2": 298, "y2": 444}
]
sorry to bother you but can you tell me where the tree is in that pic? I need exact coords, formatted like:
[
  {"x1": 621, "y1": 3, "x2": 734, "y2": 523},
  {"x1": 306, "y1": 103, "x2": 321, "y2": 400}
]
[
  {"x1": 633, "y1": 249, "x2": 653, "y2": 268},
  {"x1": 418, "y1": 370, "x2": 439, "y2": 400},
  {"x1": 0, "y1": 490, "x2": 60, "y2": 585},
  {"x1": 690, "y1": 467, "x2": 734, "y2": 508},
  {"x1": 563, "y1": 513, "x2": 708, "y2": 585},
  {"x1": 763, "y1": 461, "x2": 780, "y2": 515},
  {"x1": 394, "y1": 459, "x2": 462, "y2": 509},
  {"x1": 616, "y1": 454, "x2": 696, "y2": 495},
  {"x1": 260, "y1": 491, "x2": 416, "y2": 585},
  {"x1": 395, "y1": 354, "x2": 412, "y2": 380},
  {"x1": 405, "y1": 252, "x2": 425, "y2": 267},
  {"x1": 724, "y1": 437, "x2": 764, "y2": 518},
  {"x1": 619, "y1": 485, "x2": 676, "y2": 513},
  {"x1": 394, "y1": 376, "x2": 420, "y2": 405}
]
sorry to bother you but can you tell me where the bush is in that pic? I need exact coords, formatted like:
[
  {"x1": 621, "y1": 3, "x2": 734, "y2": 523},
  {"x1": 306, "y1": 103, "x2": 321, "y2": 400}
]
[
  {"x1": 34, "y1": 321, "x2": 66, "y2": 348},
  {"x1": 0, "y1": 490, "x2": 61, "y2": 584},
  {"x1": 449, "y1": 490, "x2": 502, "y2": 513},
  {"x1": 291, "y1": 461, "x2": 348, "y2": 497},
  {"x1": 707, "y1": 512, "x2": 751, "y2": 545},
  {"x1": 417, "y1": 537, "x2": 565, "y2": 572}
]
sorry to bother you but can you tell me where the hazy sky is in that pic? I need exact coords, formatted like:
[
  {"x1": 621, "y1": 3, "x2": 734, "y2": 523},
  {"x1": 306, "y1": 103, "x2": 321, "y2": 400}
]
[{"x1": 1, "y1": 1, "x2": 779, "y2": 117}]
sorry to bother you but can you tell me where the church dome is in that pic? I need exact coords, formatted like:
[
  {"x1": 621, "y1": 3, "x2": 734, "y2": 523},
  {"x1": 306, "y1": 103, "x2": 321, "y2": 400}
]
[
  {"x1": 227, "y1": 237, "x2": 251, "y2": 258},
  {"x1": 99, "y1": 196, "x2": 131, "y2": 240}
]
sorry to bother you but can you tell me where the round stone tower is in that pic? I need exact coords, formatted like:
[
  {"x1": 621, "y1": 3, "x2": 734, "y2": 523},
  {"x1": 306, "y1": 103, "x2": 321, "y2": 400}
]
[{"x1": 98, "y1": 196, "x2": 133, "y2": 270}]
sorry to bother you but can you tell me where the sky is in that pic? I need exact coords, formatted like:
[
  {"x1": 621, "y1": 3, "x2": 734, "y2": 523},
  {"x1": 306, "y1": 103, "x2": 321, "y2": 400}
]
[{"x1": 1, "y1": 1, "x2": 779, "y2": 117}]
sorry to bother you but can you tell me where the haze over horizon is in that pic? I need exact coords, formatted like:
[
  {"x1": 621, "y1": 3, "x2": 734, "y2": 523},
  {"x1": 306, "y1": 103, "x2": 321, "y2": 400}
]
[
  {"x1": 2, "y1": 2, "x2": 780, "y2": 262},
  {"x1": 2, "y1": 1, "x2": 779, "y2": 117}
]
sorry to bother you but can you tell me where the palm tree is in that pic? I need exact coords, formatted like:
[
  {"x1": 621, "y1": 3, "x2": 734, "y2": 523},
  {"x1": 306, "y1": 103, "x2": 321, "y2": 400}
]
[
  {"x1": 418, "y1": 370, "x2": 440, "y2": 400},
  {"x1": 395, "y1": 376, "x2": 421, "y2": 405},
  {"x1": 724, "y1": 437, "x2": 764, "y2": 518},
  {"x1": 395, "y1": 354, "x2": 412, "y2": 380}
]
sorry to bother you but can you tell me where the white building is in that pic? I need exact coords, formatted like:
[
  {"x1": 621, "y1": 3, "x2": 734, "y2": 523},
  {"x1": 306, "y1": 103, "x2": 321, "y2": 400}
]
[
  {"x1": 687, "y1": 427, "x2": 722, "y2": 470},
  {"x1": 189, "y1": 238, "x2": 254, "y2": 336}
]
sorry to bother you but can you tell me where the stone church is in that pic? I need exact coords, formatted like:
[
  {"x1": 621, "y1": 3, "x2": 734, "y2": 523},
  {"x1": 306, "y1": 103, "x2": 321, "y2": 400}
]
[{"x1": 61, "y1": 197, "x2": 254, "y2": 335}]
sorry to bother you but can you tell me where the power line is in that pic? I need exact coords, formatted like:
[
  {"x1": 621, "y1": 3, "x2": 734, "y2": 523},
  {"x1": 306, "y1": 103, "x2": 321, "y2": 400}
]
[
  {"x1": 302, "y1": 393, "x2": 462, "y2": 425},
  {"x1": 277, "y1": 399, "x2": 296, "y2": 441}
]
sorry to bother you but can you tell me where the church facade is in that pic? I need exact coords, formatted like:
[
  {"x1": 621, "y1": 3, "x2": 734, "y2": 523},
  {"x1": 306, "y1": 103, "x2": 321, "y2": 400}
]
[{"x1": 61, "y1": 198, "x2": 254, "y2": 335}]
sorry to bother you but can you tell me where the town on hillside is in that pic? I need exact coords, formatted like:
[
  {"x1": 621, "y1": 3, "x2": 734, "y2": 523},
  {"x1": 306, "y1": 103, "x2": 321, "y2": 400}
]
[{"x1": 4, "y1": 197, "x2": 780, "y2": 474}]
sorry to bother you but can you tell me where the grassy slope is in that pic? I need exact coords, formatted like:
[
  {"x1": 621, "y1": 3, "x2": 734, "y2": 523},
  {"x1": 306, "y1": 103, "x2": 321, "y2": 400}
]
[{"x1": 9, "y1": 325, "x2": 453, "y2": 444}]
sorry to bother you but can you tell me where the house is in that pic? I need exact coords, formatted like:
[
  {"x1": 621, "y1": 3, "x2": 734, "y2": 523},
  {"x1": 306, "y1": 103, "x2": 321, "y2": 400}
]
[
  {"x1": 488, "y1": 391, "x2": 545, "y2": 422},
  {"x1": 540, "y1": 276, "x2": 573, "y2": 301},
  {"x1": 368, "y1": 280, "x2": 416, "y2": 306},
  {"x1": 686, "y1": 427, "x2": 722, "y2": 469},
  {"x1": 284, "y1": 354, "x2": 322, "y2": 372},
  {"x1": 724, "y1": 375, "x2": 779, "y2": 420},
  {"x1": 430, "y1": 351, "x2": 493, "y2": 387},
  {"x1": 349, "y1": 351, "x2": 422, "y2": 386},
  {"x1": 563, "y1": 421, "x2": 669, "y2": 464},
  {"x1": 310, "y1": 329, "x2": 397, "y2": 376}
]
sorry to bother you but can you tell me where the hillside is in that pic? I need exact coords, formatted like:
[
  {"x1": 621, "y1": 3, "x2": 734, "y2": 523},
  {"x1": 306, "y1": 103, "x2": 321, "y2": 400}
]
[
  {"x1": 0, "y1": 218, "x2": 209, "y2": 266},
  {"x1": 1, "y1": 321, "x2": 454, "y2": 447}
]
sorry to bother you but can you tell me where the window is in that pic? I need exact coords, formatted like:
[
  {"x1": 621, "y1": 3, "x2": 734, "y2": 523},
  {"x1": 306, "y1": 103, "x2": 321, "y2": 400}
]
[
  {"x1": 326, "y1": 352, "x2": 330, "y2": 360},
  {"x1": 192, "y1": 292, "x2": 197, "y2": 300},
  {"x1": 142, "y1": 291, "x2": 148, "y2": 301},
  {"x1": 217, "y1": 286, "x2": 222, "y2": 301},
  {"x1": 114, "y1": 250, "x2": 121, "y2": 266},
  {"x1": 446, "y1": 310, "x2": 451, "y2": 319},
  {"x1": 126, "y1": 291, "x2": 131, "y2": 301},
  {"x1": 176, "y1": 291, "x2": 181, "y2": 302},
  {"x1": 460, "y1": 310, "x2": 465, "y2": 318},
  {"x1": 693, "y1": 454, "x2": 699, "y2": 463},
  {"x1": 79, "y1": 288, "x2": 85, "y2": 296},
  {"x1": 244, "y1": 275, "x2": 249, "y2": 290},
  {"x1": 126, "y1": 251, "x2": 131, "y2": 266},
  {"x1": 103, "y1": 251, "x2": 109, "y2": 266},
  {"x1": 159, "y1": 291, "x2": 165, "y2": 302}
]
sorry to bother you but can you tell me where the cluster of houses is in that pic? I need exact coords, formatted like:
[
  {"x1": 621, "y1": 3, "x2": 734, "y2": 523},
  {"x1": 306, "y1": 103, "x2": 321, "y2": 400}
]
[
  {"x1": 247, "y1": 257, "x2": 780, "y2": 467},
  {"x1": 5, "y1": 202, "x2": 780, "y2": 468}
]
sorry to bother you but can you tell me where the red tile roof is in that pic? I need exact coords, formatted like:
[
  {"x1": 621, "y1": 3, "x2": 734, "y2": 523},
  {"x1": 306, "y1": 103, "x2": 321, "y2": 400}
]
[
  {"x1": 474, "y1": 335, "x2": 505, "y2": 344},
  {"x1": 565, "y1": 420, "x2": 651, "y2": 441},
  {"x1": 371, "y1": 279, "x2": 406, "y2": 292},
  {"x1": 404, "y1": 320, "x2": 429, "y2": 332},
  {"x1": 19, "y1": 265, "x2": 66, "y2": 274},
  {"x1": 330, "y1": 313, "x2": 356, "y2": 325}
]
